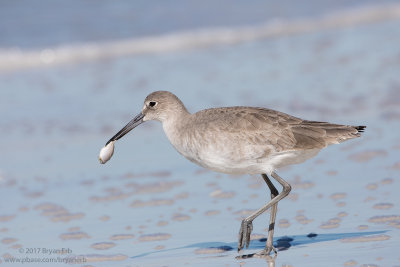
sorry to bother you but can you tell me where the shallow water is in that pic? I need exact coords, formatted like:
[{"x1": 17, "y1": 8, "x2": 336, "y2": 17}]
[
  {"x1": 1, "y1": 0, "x2": 398, "y2": 48},
  {"x1": 1, "y1": 3, "x2": 400, "y2": 267}
]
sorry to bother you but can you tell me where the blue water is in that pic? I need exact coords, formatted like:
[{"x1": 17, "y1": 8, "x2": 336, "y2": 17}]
[
  {"x1": 1, "y1": 2, "x2": 400, "y2": 267},
  {"x1": 0, "y1": 0, "x2": 398, "y2": 48}
]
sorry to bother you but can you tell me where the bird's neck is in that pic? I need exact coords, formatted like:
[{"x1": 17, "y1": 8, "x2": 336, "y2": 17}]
[
  {"x1": 162, "y1": 109, "x2": 191, "y2": 150},
  {"x1": 162, "y1": 108, "x2": 190, "y2": 131}
]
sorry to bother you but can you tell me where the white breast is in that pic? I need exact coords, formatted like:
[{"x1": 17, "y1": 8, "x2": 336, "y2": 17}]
[{"x1": 163, "y1": 120, "x2": 269, "y2": 174}]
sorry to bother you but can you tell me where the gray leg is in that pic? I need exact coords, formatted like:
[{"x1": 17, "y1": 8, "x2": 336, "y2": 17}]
[
  {"x1": 238, "y1": 171, "x2": 291, "y2": 252},
  {"x1": 262, "y1": 174, "x2": 279, "y2": 255},
  {"x1": 237, "y1": 174, "x2": 279, "y2": 254}
]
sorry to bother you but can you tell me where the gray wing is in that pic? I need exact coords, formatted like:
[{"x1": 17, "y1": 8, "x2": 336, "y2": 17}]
[
  {"x1": 192, "y1": 107, "x2": 299, "y2": 153},
  {"x1": 193, "y1": 107, "x2": 362, "y2": 153}
]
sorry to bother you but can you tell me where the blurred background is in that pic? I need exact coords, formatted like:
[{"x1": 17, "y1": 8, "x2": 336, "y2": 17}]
[{"x1": 1, "y1": 1, "x2": 400, "y2": 266}]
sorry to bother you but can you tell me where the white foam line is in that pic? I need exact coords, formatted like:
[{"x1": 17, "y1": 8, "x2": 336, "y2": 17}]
[{"x1": 1, "y1": 4, "x2": 400, "y2": 72}]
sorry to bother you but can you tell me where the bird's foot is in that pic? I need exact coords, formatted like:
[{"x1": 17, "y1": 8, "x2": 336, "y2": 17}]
[
  {"x1": 255, "y1": 245, "x2": 277, "y2": 257},
  {"x1": 238, "y1": 219, "x2": 253, "y2": 251},
  {"x1": 236, "y1": 250, "x2": 277, "y2": 261}
]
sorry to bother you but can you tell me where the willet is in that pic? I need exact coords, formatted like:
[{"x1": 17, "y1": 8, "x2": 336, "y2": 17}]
[{"x1": 102, "y1": 91, "x2": 365, "y2": 255}]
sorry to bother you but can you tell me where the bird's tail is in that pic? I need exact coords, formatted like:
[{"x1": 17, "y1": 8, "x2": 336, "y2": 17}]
[
  {"x1": 294, "y1": 121, "x2": 366, "y2": 147},
  {"x1": 355, "y1": 125, "x2": 366, "y2": 133},
  {"x1": 324, "y1": 124, "x2": 366, "y2": 144}
]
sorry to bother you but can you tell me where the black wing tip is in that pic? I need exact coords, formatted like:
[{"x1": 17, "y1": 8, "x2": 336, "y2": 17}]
[{"x1": 355, "y1": 125, "x2": 366, "y2": 133}]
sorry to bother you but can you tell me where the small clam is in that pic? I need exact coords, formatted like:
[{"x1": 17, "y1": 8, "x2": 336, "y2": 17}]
[{"x1": 99, "y1": 141, "x2": 115, "y2": 164}]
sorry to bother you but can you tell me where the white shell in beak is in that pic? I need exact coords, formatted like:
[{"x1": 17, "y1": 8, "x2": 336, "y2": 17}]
[{"x1": 99, "y1": 141, "x2": 115, "y2": 164}]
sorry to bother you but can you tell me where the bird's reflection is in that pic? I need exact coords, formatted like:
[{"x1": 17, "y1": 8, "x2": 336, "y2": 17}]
[
  {"x1": 236, "y1": 252, "x2": 276, "y2": 267},
  {"x1": 132, "y1": 230, "x2": 387, "y2": 261}
]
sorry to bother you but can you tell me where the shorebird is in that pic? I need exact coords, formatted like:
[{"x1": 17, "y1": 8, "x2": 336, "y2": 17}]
[{"x1": 102, "y1": 91, "x2": 365, "y2": 255}]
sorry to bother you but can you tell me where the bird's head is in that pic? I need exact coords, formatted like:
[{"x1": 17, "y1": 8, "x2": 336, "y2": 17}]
[{"x1": 105, "y1": 91, "x2": 187, "y2": 145}]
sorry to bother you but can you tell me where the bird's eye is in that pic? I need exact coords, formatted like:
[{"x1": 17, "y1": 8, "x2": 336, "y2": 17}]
[{"x1": 149, "y1": 101, "x2": 157, "y2": 107}]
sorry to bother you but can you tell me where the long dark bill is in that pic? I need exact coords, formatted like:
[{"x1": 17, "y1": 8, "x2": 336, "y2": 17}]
[{"x1": 105, "y1": 113, "x2": 145, "y2": 145}]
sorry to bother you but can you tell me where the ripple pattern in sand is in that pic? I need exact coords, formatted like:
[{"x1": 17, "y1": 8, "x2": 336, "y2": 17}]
[
  {"x1": 372, "y1": 203, "x2": 394, "y2": 210},
  {"x1": 278, "y1": 219, "x2": 291, "y2": 228},
  {"x1": 295, "y1": 214, "x2": 313, "y2": 225},
  {"x1": 320, "y1": 217, "x2": 342, "y2": 229},
  {"x1": 204, "y1": 210, "x2": 221, "y2": 216},
  {"x1": 1, "y1": 238, "x2": 18, "y2": 244},
  {"x1": 34, "y1": 202, "x2": 85, "y2": 222},
  {"x1": 133, "y1": 181, "x2": 184, "y2": 194},
  {"x1": 91, "y1": 242, "x2": 116, "y2": 250},
  {"x1": 330, "y1": 192, "x2": 347, "y2": 200},
  {"x1": 109, "y1": 234, "x2": 135, "y2": 240},
  {"x1": 138, "y1": 233, "x2": 171, "y2": 242},
  {"x1": 209, "y1": 189, "x2": 236, "y2": 199},
  {"x1": 172, "y1": 213, "x2": 191, "y2": 221},
  {"x1": 0, "y1": 215, "x2": 16, "y2": 222},
  {"x1": 59, "y1": 232, "x2": 90, "y2": 240},
  {"x1": 194, "y1": 246, "x2": 233, "y2": 254},
  {"x1": 368, "y1": 215, "x2": 400, "y2": 223},
  {"x1": 340, "y1": 234, "x2": 390, "y2": 243},
  {"x1": 348, "y1": 150, "x2": 387, "y2": 162},
  {"x1": 131, "y1": 198, "x2": 174, "y2": 208}
]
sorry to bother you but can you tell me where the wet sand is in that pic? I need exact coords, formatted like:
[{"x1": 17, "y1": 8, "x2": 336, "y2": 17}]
[{"x1": 1, "y1": 5, "x2": 400, "y2": 267}]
